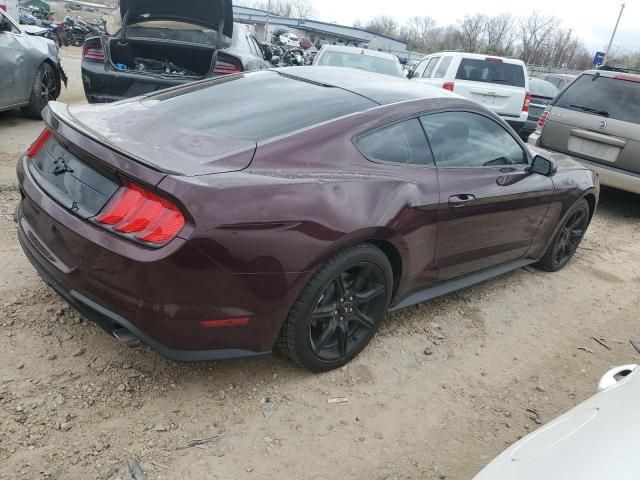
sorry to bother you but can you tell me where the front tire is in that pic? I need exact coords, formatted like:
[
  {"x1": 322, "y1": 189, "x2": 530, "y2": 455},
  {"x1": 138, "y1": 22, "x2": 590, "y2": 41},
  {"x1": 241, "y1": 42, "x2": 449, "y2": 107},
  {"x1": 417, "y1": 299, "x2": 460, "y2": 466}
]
[
  {"x1": 538, "y1": 199, "x2": 590, "y2": 272},
  {"x1": 278, "y1": 244, "x2": 393, "y2": 372},
  {"x1": 21, "y1": 63, "x2": 57, "y2": 120}
]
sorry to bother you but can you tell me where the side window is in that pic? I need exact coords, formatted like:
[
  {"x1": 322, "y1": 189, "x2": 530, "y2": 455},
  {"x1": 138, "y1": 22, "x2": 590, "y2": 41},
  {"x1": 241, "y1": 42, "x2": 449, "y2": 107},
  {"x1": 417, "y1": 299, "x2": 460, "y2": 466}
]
[
  {"x1": 249, "y1": 35, "x2": 264, "y2": 58},
  {"x1": 434, "y1": 56, "x2": 453, "y2": 79},
  {"x1": 420, "y1": 112, "x2": 527, "y2": 168},
  {"x1": 423, "y1": 57, "x2": 440, "y2": 78},
  {"x1": 412, "y1": 59, "x2": 429, "y2": 78},
  {"x1": 356, "y1": 119, "x2": 434, "y2": 166}
]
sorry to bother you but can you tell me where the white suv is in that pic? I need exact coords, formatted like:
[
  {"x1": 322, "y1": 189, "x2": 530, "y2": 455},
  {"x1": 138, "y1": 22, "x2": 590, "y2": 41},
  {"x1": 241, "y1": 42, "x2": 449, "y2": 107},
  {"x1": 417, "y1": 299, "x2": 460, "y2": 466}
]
[{"x1": 409, "y1": 52, "x2": 530, "y2": 132}]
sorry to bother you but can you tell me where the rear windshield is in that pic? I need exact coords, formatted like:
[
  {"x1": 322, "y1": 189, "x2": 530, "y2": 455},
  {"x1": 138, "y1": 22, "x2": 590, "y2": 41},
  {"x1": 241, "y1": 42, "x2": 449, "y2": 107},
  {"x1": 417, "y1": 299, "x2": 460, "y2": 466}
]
[
  {"x1": 554, "y1": 74, "x2": 640, "y2": 125},
  {"x1": 316, "y1": 52, "x2": 404, "y2": 77},
  {"x1": 143, "y1": 71, "x2": 377, "y2": 140},
  {"x1": 456, "y1": 59, "x2": 525, "y2": 88}
]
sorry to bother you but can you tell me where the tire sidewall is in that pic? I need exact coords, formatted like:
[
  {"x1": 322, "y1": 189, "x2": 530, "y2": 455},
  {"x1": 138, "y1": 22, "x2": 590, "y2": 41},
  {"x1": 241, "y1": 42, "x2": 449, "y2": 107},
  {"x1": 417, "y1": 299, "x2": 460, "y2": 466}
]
[{"x1": 293, "y1": 247, "x2": 393, "y2": 372}]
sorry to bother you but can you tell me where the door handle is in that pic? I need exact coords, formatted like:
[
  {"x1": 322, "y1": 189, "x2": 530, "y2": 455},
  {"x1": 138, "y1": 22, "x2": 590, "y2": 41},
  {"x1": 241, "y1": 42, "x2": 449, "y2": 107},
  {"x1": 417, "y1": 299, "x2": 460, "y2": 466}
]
[{"x1": 448, "y1": 194, "x2": 477, "y2": 207}]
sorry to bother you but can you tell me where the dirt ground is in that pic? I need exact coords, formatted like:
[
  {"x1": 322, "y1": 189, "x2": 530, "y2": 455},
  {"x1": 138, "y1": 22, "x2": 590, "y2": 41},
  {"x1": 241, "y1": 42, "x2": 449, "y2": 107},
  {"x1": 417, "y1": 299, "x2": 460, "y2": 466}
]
[{"x1": 1, "y1": 48, "x2": 640, "y2": 480}]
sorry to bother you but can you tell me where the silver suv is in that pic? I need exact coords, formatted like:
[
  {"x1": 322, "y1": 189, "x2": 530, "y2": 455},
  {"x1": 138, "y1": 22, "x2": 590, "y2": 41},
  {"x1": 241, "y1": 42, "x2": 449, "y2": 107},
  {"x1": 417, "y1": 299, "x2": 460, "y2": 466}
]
[{"x1": 529, "y1": 67, "x2": 640, "y2": 194}]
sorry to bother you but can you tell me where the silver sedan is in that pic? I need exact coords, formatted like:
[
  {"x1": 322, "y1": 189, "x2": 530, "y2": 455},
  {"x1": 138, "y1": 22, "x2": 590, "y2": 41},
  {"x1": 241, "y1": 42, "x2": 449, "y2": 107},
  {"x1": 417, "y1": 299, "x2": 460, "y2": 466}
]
[{"x1": 0, "y1": 9, "x2": 66, "y2": 119}]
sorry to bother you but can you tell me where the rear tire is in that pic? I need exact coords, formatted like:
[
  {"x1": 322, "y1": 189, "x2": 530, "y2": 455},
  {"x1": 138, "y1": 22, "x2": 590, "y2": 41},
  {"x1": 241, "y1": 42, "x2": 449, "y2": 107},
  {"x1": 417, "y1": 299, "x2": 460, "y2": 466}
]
[
  {"x1": 278, "y1": 244, "x2": 393, "y2": 372},
  {"x1": 21, "y1": 63, "x2": 57, "y2": 120},
  {"x1": 537, "y1": 199, "x2": 590, "y2": 272}
]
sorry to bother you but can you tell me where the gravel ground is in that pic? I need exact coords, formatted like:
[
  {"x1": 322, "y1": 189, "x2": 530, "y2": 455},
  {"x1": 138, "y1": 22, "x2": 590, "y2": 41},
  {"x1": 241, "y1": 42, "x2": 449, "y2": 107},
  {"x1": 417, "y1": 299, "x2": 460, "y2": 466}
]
[{"x1": 1, "y1": 48, "x2": 639, "y2": 480}]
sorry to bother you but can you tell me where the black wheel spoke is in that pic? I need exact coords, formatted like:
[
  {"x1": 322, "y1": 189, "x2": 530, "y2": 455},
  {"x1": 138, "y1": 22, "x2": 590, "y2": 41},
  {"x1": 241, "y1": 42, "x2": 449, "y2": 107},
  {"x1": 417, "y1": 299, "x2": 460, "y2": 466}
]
[
  {"x1": 353, "y1": 309, "x2": 375, "y2": 330},
  {"x1": 314, "y1": 319, "x2": 337, "y2": 352},
  {"x1": 356, "y1": 284, "x2": 385, "y2": 304},
  {"x1": 336, "y1": 325, "x2": 348, "y2": 356},
  {"x1": 334, "y1": 275, "x2": 347, "y2": 298},
  {"x1": 353, "y1": 265, "x2": 372, "y2": 291},
  {"x1": 312, "y1": 304, "x2": 336, "y2": 322}
]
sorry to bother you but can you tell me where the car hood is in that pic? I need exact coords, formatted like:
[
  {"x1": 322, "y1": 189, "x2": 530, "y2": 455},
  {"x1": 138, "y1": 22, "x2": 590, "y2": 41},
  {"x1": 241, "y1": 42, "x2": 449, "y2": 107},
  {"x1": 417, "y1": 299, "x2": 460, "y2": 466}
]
[
  {"x1": 119, "y1": 0, "x2": 233, "y2": 37},
  {"x1": 50, "y1": 101, "x2": 255, "y2": 177},
  {"x1": 474, "y1": 367, "x2": 640, "y2": 480}
]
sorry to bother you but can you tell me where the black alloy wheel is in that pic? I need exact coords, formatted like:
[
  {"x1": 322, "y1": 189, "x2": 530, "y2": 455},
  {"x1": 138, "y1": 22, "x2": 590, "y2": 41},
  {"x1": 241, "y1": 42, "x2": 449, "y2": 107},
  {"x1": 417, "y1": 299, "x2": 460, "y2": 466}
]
[
  {"x1": 539, "y1": 199, "x2": 590, "y2": 272},
  {"x1": 309, "y1": 263, "x2": 387, "y2": 361},
  {"x1": 278, "y1": 244, "x2": 393, "y2": 372}
]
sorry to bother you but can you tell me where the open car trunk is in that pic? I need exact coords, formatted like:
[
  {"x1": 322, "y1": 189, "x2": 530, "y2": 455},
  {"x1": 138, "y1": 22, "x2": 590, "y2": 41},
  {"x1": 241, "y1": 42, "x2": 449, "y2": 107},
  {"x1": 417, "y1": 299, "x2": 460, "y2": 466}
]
[{"x1": 108, "y1": 37, "x2": 216, "y2": 78}]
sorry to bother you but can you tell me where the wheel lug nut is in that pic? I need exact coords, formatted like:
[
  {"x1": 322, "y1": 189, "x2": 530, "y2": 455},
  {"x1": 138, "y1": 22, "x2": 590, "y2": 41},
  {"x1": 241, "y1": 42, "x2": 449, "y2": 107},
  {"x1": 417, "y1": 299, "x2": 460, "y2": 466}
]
[
  {"x1": 340, "y1": 317, "x2": 344, "y2": 321},
  {"x1": 349, "y1": 308, "x2": 353, "y2": 313},
  {"x1": 350, "y1": 297, "x2": 354, "y2": 301},
  {"x1": 340, "y1": 298, "x2": 344, "y2": 302}
]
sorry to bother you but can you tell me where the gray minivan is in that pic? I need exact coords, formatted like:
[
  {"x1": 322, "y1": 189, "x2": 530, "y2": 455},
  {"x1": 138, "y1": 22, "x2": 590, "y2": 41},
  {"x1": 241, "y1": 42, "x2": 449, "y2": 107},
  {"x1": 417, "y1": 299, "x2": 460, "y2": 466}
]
[{"x1": 529, "y1": 67, "x2": 640, "y2": 194}]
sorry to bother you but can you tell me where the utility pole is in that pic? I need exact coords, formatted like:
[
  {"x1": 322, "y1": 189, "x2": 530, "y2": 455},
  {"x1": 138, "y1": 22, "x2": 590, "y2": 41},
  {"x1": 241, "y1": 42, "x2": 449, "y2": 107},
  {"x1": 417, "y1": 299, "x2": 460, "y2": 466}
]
[
  {"x1": 604, "y1": 3, "x2": 626, "y2": 65},
  {"x1": 265, "y1": 0, "x2": 271, "y2": 42}
]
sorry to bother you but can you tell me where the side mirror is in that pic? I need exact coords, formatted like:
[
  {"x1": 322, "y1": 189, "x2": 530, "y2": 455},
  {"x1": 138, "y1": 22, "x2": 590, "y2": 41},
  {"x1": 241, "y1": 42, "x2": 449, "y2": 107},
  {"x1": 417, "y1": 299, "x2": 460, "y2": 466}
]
[
  {"x1": 263, "y1": 49, "x2": 273, "y2": 61},
  {"x1": 528, "y1": 155, "x2": 557, "y2": 176},
  {"x1": 270, "y1": 56, "x2": 280, "y2": 66}
]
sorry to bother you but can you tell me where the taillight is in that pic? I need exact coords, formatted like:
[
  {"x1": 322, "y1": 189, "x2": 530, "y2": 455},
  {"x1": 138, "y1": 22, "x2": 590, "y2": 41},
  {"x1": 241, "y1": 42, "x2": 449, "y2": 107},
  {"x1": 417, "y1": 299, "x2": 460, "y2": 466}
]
[
  {"x1": 523, "y1": 92, "x2": 532, "y2": 113},
  {"x1": 485, "y1": 57, "x2": 503, "y2": 63},
  {"x1": 95, "y1": 182, "x2": 185, "y2": 247},
  {"x1": 213, "y1": 53, "x2": 242, "y2": 75},
  {"x1": 83, "y1": 44, "x2": 105, "y2": 62},
  {"x1": 26, "y1": 129, "x2": 51, "y2": 158},
  {"x1": 614, "y1": 74, "x2": 640, "y2": 83},
  {"x1": 443, "y1": 81, "x2": 455, "y2": 92},
  {"x1": 536, "y1": 109, "x2": 550, "y2": 132}
]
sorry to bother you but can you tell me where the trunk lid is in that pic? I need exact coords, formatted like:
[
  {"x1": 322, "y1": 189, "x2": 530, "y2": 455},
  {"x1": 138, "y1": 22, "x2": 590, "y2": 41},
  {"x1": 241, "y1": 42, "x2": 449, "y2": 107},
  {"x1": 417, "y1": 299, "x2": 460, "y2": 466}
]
[
  {"x1": 541, "y1": 73, "x2": 640, "y2": 175},
  {"x1": 119, "y1": 0, "x2": 233, "y2": 38},
  {"x1": 51, "y1": 100, "x2": 256, "y2": 177},
  {"x1": 453, "y1": 58, "x2": 527, "y2": 118}
]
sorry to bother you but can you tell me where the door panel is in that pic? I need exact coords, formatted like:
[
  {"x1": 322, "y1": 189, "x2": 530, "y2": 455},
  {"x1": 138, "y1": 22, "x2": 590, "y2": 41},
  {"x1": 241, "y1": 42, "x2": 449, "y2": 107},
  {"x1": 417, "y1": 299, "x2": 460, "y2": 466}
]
[
  {"x1": 0, "y1": 29, "x2": 21, "y2": 106},
  {"x1": 420, "y1": 110, "x2": 554, "y2": 281},
  {"x1": 436, "y1": 167, "x2": 553, "y2": 280}
]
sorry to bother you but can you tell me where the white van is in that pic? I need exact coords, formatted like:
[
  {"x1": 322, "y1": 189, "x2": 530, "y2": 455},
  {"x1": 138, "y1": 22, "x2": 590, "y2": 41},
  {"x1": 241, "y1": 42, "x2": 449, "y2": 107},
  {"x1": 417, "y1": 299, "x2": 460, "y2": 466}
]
[{"x1": 409, "y1": 52, "x2": 530, "y2": 132}]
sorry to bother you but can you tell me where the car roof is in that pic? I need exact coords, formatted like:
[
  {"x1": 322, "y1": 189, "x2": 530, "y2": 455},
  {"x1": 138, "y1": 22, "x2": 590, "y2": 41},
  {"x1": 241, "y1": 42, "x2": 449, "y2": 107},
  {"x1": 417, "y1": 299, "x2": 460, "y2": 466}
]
[
  {"x1": 582, "y1": 69, "x2": 640, "y2": 80},
  {"x1": 541, "y1": 73, "x2": 576, "y2": 80},
  {"x1": 423, "y1": 51, "x2": 525, "y2": 66},
  {"x1": 276, "y1": 66, "x2": 460, "y2": 105},
  {"x1": 320, "y1": 45, "x2": 398, "y2": 61}
]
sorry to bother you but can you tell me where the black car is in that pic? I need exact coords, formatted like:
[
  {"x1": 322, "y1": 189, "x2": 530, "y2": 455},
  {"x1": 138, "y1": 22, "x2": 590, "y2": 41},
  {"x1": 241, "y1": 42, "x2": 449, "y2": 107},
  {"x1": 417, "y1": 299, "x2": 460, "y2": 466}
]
[
  {"x1": 81, "y1": 0, "x2": 273, "y2": 103},
  {"x1": 519, "y1": 77, "x2": 559, "y2": 140}
]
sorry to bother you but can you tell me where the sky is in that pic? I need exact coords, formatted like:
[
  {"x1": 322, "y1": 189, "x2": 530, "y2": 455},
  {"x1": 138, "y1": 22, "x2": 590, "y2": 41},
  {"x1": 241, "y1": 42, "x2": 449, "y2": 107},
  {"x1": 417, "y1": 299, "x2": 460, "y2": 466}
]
[{"x1": 313, "y1": 0, "x2": 638, "y2": 52}]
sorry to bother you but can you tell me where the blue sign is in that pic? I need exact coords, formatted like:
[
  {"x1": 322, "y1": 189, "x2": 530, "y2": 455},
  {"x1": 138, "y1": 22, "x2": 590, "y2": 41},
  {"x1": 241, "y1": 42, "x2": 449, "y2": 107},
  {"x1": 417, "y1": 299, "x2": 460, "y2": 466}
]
[{"x1": 593, "y1": 51, "x2": 606, "y2": 66}]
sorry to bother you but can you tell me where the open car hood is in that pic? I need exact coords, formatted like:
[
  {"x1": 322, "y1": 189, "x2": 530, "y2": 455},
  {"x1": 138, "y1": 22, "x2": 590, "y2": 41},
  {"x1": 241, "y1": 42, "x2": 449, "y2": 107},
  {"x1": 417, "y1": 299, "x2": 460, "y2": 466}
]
[{"x1": 119, "y1": 0, "x2": 233, "y2": 38}]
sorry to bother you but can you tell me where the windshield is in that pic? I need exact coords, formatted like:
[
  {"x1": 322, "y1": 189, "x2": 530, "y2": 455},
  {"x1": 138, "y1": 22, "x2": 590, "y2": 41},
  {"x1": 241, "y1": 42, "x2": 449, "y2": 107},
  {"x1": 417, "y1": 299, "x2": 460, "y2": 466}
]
[
  {"x1": 316, "y1": 52, "x2": 403, "y2": 77},
  {"x1": 530, "y1": 79, "x2": 559, "y2": 99},
  {"x1": 554, "y1": 74, "x2": 640, "y2": 124},
  {"x1": 456, "y1": 59, "x2": 525, "y2": 87}
]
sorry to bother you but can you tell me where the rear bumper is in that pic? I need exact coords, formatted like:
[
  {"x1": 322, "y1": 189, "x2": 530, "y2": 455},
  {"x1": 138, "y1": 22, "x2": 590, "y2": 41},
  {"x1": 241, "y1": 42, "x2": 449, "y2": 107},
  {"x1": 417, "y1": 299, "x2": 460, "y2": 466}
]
[
  {"x1": 81, "y1": 60, "x2": 200, "y2": 103},
  {"x1": 569, "y1": 158, "x2": 640, "y2": 195},
  {"x1": 16, "y1": 155, "x2": 307, "y2": 361},
  {"x1": 18, "y1": 229, "x2": 268, "y2": 362}
]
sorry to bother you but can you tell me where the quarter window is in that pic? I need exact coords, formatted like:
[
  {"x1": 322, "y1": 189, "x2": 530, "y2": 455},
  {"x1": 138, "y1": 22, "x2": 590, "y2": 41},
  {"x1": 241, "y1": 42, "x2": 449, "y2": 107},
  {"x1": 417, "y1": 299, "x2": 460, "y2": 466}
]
[
  {"x1": 434, "y1": 56, "x2": 452, "y2": 79},
  {"x1": 420, "y1": 112, "x2": 527, "y2": 167},
  {"x1": 423, "y1": 57, "x2": 440, "y2": 78},
  {"x1": 356, "y1": 119, "x2": 434, "y2": 166},
  {"x1": 412, "y1": 59, "x2": 429, "y2": 78}
]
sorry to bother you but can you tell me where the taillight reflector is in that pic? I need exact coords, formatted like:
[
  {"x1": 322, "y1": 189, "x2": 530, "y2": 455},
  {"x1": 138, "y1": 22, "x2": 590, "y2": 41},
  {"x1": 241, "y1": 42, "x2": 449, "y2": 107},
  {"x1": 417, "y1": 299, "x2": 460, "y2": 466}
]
[
  {"x1": 83, "y1": 45, "x2": 105, "y2": 62},
  {"x1": 443, "y1": 81, "x2": 455, "y2": 92},
  {"x1": 523, "y1": 92, "x2": 532, "y2": 113},
  {"x1": 213, "y1": 54, "x2": 242, "y2": 75},
  {"x1": 201, "y1": 317, "x2": 251, "y2": 328},
  {"x1": 95, "y1": 183, "x2": 185, "y2": 246},
  {"x1": 26, "y1": 129, "x2": 51, "y2": 158},
  {"x1": 537, "y1": 110, "x2": 550, "y2": 131},
  {"x1": 485, "y1": 57, "x2": 503, "y2": 63}
]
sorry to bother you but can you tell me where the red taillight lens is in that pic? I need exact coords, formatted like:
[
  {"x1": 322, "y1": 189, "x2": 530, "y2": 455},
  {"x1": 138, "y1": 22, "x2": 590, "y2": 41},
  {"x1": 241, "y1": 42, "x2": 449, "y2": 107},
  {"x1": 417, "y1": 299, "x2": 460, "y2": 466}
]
[
  {"x1": 83, "y1": 45, "x2": 105, "y2": 62},
  {"x1": 485, "y1": 57, "x2": 503, "y2": 63},
  {"x1": 213, "y1": 54, "x2": 242, "y2": 75},
  {"x1": 614, "y1": 74, "x2": 640, "y2": 83},
  {"x1": 536, "y1": 109, "x2": 550, "y2": 131},
  {"x1": 95, "y1": 183, "x2": 185, "y2": 246},
  {"x1": 523, "y1": 92, "x2": 532, "y2": 113},
  {"x1": 443, "y1": 81, "x2": 455, "y2": 92},
  {"x1": 26, "y1": 129, "x2": 51, "y2": 158}
]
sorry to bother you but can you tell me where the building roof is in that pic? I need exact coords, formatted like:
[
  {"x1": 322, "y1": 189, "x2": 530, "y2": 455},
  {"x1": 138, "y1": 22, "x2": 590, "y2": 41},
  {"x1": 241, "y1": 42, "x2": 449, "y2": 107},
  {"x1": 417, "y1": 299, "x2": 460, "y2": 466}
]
[{"x1": 233, "y1": 5, "x2": 407, "y2": 47}]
